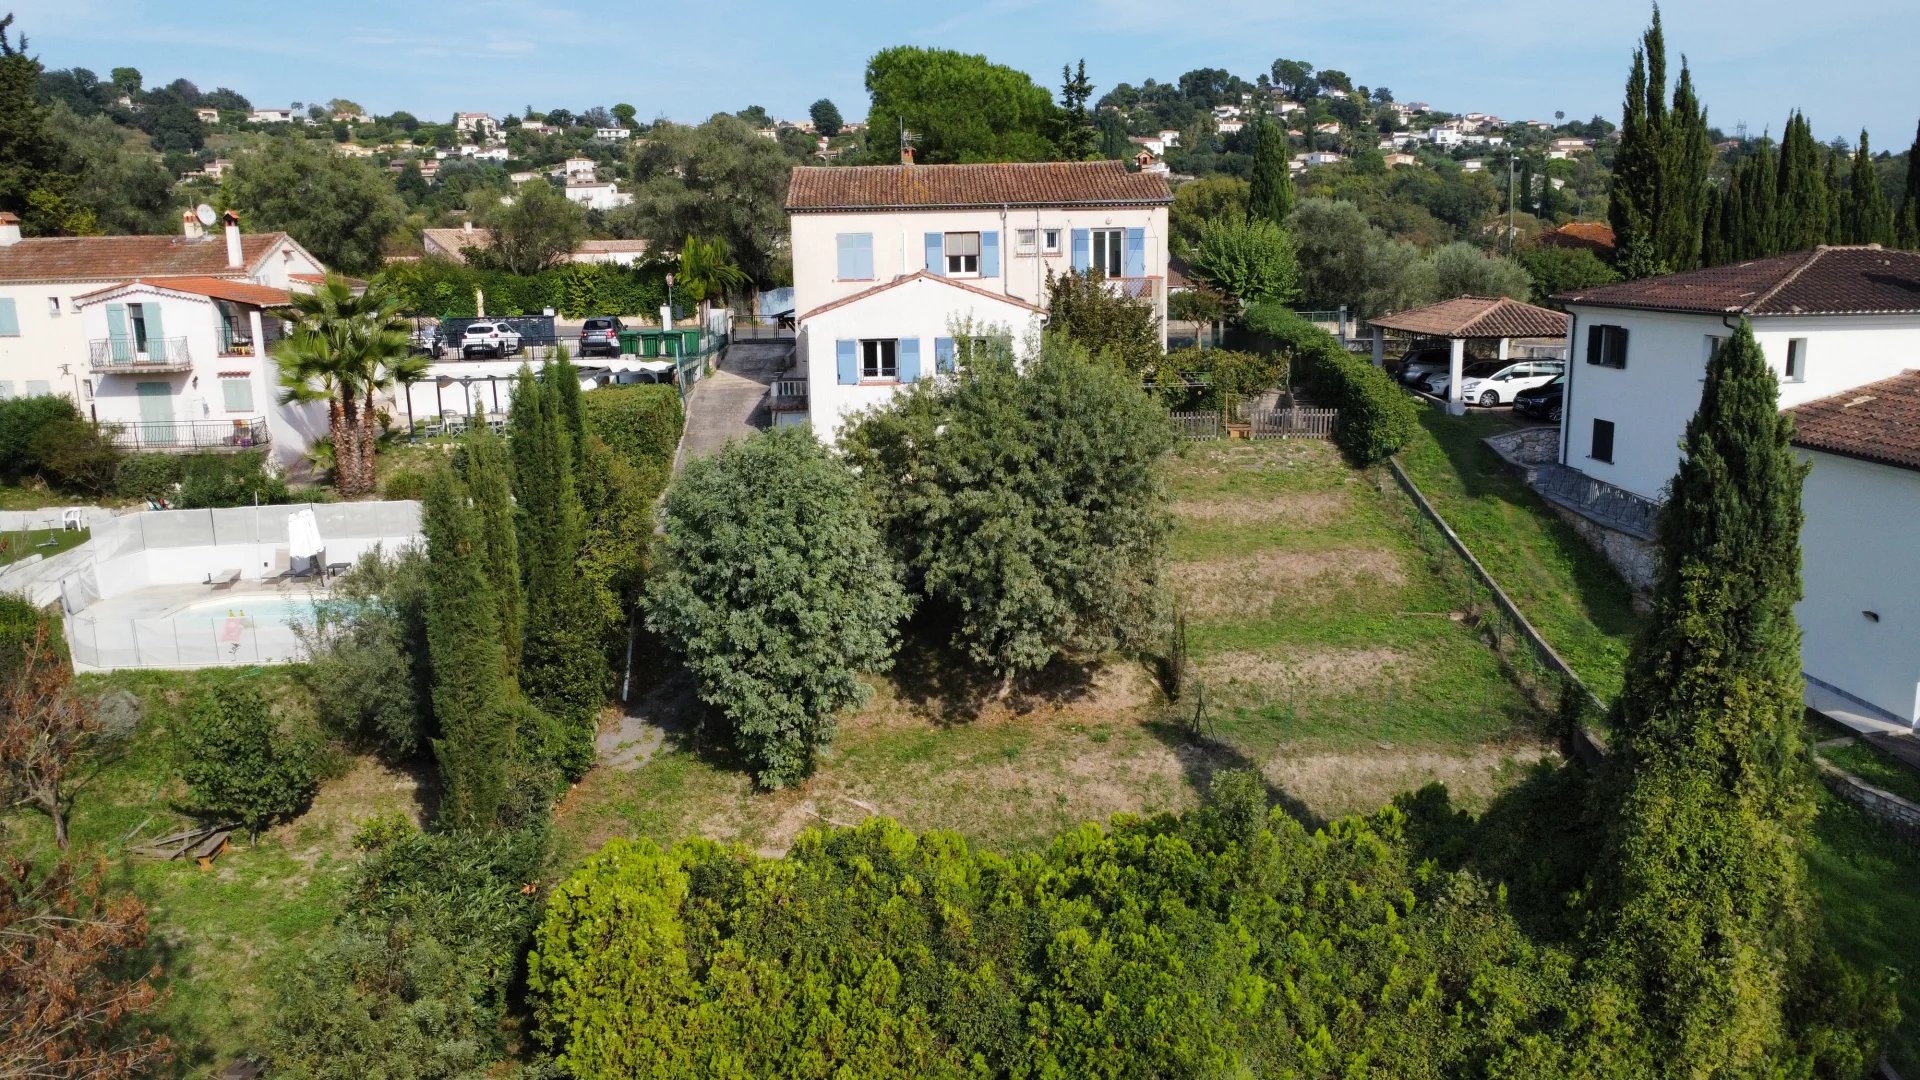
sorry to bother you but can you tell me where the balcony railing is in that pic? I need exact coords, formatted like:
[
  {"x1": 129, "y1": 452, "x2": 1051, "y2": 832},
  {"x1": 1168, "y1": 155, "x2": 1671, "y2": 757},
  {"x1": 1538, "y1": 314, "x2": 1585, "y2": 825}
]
[
  {"x1": 1103, "y1": 275, "x2": 1162, "y2": 302},
  {"x1": 89, "y1": 336, "x2": 192, "y2": 373},
  {"x1": 768, "y1": 375, "x2": 808, "y2": 412},
  {"x1": 104, "y1": 417, "x2": 270, "y2": 452}
]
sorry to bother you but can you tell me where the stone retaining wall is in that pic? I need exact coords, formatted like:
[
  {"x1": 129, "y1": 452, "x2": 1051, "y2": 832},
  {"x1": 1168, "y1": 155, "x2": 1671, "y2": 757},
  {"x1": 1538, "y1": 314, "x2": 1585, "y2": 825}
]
[{"x1": 1816, "y1": 759, "x2": 1920, "y2": 842}]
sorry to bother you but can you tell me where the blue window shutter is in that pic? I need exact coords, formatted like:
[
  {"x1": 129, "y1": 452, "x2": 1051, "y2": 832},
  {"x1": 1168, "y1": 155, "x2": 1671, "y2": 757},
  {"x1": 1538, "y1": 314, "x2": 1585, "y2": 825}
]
[
  {"x1": 106, "y1": 304, "x2": 131, "y2": 362},
  {"x1": 144, "y1": 304, "x2": 166, "y2": 356},
  {"x1": 0, "y1": 299, "x2": 17, "y2": 336},
  {"x1": 854, "y1": 233, "x2": 873, "y2": 279},
  {"x1": 836, "y1": 340, "x2": 858, "y2": 384},
  {"x1": 1070, "y1": 229, "x2": 1091, "y2": 271},
  {"x1": 924, "y1": 232, "x2": 944, "y2": 275},
  {"x1": 981, "y1": 231, "x2": 1000, "y2": 277},
  {"x1": 836, "y1": 233, "x2": 873, "y2": 279},
  {"x1": 934, "y1": 337, "x2": 955, "y2": 373},
  {"x1": 898, "y1": 338, "x2": 921, "y2": 382},
  {"x1": 1124, "y1": 227, "x2": 1146, "y2": 278}
]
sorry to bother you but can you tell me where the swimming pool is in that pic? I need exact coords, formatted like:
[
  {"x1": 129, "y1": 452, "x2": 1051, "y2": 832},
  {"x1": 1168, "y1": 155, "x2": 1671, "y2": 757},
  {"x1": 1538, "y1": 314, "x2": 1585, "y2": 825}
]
[{"x1": 170, "y1": 595, "x2": 335, "y2": 622}]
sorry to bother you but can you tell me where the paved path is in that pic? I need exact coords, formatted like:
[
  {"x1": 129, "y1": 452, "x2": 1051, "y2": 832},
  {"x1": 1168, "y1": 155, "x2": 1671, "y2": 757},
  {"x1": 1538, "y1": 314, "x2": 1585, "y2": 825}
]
[{"x1": 677, "y1": 341, "x2": 792, "y2": 465}]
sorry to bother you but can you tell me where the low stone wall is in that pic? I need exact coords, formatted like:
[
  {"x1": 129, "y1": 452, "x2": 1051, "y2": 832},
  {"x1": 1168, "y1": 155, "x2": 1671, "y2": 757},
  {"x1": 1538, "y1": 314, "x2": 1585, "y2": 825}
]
[
  {"x1": 1816, "y1": 759, "x2": 1920, "y2": 842},
  {"x1": 1543, "y1": 501, "x2": 1662, "y2": 593},
  {"x1": 1483, "y1": 425, "x2": 1560, "y2": 466}
]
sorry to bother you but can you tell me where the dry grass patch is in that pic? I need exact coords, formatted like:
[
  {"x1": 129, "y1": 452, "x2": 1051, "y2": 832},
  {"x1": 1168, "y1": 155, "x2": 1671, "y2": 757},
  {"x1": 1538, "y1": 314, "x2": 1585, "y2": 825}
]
[
  {"x1": 1174, "y1": 490, "x2": 1352, "y2": 526},
  {"x1": 1264, "y1": 744, "x2": 1556, "y2": 818},
  {"x1": 1197, "y1": 646, "x2": 1415, "y2": 697},
  {"x1": 1173, "y1": 549, "x2": 1409, "y2": 617}
]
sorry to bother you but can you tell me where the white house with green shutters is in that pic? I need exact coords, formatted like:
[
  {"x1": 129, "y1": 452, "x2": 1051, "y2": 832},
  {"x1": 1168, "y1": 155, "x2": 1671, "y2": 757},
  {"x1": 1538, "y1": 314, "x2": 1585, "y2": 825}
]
[{"x1": 783, "y1": 157, "x2": 1172, "y2": 441}]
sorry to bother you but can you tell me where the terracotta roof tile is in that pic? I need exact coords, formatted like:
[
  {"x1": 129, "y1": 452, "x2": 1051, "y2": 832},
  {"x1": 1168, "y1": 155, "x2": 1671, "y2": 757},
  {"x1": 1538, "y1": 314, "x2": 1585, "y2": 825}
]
[
  {"x1": 73, "y1": 276, "x2": 293, "y2": 307},
  {"x1": 1534, "y1": 221, "x2": 1616, "y2": 253},
  {"x1": 1788, "y1": 370, "x2": 1920, "y2": 473},
  {"x1": 0, "y1": 233, "x2": 288, "y2": 284},
  {"x1": 421, "y1": 227, "x2": 491, "y2": 264},
  {"x1": 798, "y1": 271, "x2": 1043, "y2": 323},
  {"x1": 786, "y1": 161, "x2": 1172, "y2": 212},
  {"x1": 1368, "y1": 295, "x2": 1568, "y2": 339},
  {"x1": 1560, "y1": 246, "x2": 1920, "y2": 316},
  {"x1": 575, "y1": 239, "x2": 649, "y2": 254}
]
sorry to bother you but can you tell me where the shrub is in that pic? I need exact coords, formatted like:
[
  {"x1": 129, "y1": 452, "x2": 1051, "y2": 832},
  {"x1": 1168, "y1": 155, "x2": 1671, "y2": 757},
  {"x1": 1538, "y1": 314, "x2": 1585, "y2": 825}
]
[
  {"x1": 177, "y1": 680, "x2": 320, "y2": 834},
  {"x1": 375, "y1": 258, "x2": 668, "y2": 319},
  {"x1": 1186, "y1": 215, "x2": 1300, "y2": 305},
  {"x1": 377, "y1": 467, "x2": 430, "y2": 502},
  {"x1": 26, "y1": 419, "x2": 122, "y2": 496},
  {"x1": 292, "y1": 547, "x2": 431, "y2": 760},
  {"x1": 645, "y1": 427, "x2": 910, "y2": 788},
  {"x1": 0, "y1": 396, "x2": 82, "y2": 483},
  {"x1": 175, "y1": 451, "x2": 293, "y2": 509},
  {"x1": 1167, "y1": 287, "x2": 1227, "y2": 325},
  {"x1": 1240, "y1": 302, "x2": 1418, "y2": 465},
  {"x1": 579, "y1": 384, "x2": 683, "y2": 475},
  {"x1": 114, "y1": 453, "x2": 185, "y2": 502}
]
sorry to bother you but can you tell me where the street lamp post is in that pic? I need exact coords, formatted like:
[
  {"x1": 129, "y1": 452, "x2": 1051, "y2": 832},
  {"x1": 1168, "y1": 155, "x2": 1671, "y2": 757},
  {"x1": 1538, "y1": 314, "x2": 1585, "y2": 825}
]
[{"x1": 665, "y1": 273, "x2": 675, "y2": 331}]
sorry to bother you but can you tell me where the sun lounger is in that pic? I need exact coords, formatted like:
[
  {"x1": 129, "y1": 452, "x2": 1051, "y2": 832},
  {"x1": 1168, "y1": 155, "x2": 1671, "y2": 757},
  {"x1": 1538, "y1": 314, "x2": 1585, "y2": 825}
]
[{"x1": 205, "y1": 569, "x2": 241, "y2": 588}]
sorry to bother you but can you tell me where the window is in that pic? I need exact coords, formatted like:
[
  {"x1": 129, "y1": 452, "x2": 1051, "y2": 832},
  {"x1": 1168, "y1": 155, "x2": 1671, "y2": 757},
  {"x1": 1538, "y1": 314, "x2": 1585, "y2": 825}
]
[
  {"x1": 860, "y1": 338, "x2": 897, "y2": 379},
  {"x1": 834, "y1": 232, "x2": 874, "y2": 280},
  {"x1": 1015, "y1": 229, "x2": 1038, "y2": 256},
  {"x1": 1705, "y1": 334, "x2": 1728, "y2": 363},
  {"x1": 1785, "y1": 338, "x2": 1806, "y2": 382},
  {"x1": 0, "y1": 382, "x2": 11, "y2": 400},
  {"x1": 81, "y1": 379, "x2": 92, "y2": 401},
  {"x1": 47, "y1": 296, "x2": 59, "y2": 316},
  {"x1": 1043, "y1": 228, "x2": 1062, "y2": 254},
  {"x1": 221, "y1": 376, "x2": 255, "y2": 412},
  {"x1": 1090, "y1": 228, "x2": 1124, "y2": 276},
  {"x1": 1585, "y1": 323, "x2": 1628, "y2": 368},
  {"x1": 0, "y1": 298, "x2": 17, "y2": 337},
  {"x1": 1590, "y1": 418, "x2": 1615, "y2": 464},
  {"x1": 945, "y1": 231, "x2": 980, "y2": 275}
]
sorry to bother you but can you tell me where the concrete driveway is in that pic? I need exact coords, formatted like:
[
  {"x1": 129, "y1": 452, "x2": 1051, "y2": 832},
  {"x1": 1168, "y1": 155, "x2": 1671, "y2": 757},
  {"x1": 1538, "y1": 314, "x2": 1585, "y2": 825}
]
[{"x1": 677, "y1": 341, "x2": 792, "y2": 464}]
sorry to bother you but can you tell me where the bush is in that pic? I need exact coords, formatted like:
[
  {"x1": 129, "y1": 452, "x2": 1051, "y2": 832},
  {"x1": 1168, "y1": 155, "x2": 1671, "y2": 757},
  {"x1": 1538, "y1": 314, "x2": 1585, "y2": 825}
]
[
  {"x1": 375, "y1": 258, "x2": 668, "y2": 319},
  {"x1": 645, "y1": 427, "x2": 911, "y2": 788},
  {"x1": 0, "y1": 396, "x2": 82, "y2": 484},
  {"x1": 580, "y1": 384, "x2": 683, "y2": 475},
  {"x1": 114, "y1": 453, "x2": 185, "y2": 502},
  {"x1": 1240, "y1": 302, "x2": 1418, "y2": 465},
  {"x1": 177, "y1": 680, "x2": 320, "y2": 834},
  {"x1": 26, "y1": 419, "x2": 122, "y2": 496},
  {"x1": 175, "y1": 450, "x2": 293, "y2": 509},
  {"x1": 377, "y1": 467, "x2": 430, "y2": 502},
  {"x1": 293, "y1": 547, "x2": 431, "y2": 760}
]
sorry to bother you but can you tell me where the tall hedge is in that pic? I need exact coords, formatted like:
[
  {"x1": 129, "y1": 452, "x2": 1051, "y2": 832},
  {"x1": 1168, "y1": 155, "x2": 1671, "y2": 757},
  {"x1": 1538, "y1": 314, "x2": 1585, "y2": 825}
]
[
  {"x1": 1239, "y1": 301, "x2": 1418, "y2": 465},
  {"x1": 580, "y1": 384, "x2": 684, "y2": 478},
  {"x1": 376, "y1": 258, "x2": 669, "y2": 319}
]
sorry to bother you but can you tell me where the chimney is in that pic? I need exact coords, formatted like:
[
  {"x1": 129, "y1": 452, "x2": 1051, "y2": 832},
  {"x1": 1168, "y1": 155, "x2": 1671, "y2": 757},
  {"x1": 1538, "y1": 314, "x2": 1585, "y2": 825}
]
[
  {"x1": 223, "y1": 209, "x2": 242, "y2": 268},
  {"x1": 182, "y1": 210, "x2": 205, "y2": 239},
  {"x1": 0, "y1": 212, "x2": 20, "y2": 248},
  {"x1": 462, "y1": 220, "x2": 473, "y2": 234},
  {"x1": 901, "y1": 144, "x2": 914, "y2": 166}
]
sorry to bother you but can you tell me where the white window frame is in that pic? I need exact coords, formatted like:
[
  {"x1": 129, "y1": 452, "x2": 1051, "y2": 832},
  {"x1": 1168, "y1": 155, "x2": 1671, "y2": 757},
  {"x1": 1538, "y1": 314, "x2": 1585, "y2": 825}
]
[
  {"x1": 1042, "y1": 228, "x2": 1062, "y2": 254},
  {"x1": 860, "y1": 338, "x2": 898, "y2": 380},
  {"x1": 944, "y1": 231, "x2": 981, "y2": 276},
  {"x1": 1015, "y1": 229, "x2": 1038, "y2": 256},
  {"x1": 47, "y1": 296, "x2": 60, "y2": 316},
  {"x1": 1090, "y1": 228, "x2": 1125, "y2": 277},
  {"x1": 1784, "y1": 338, "x2": 1806, "y2": 382}
]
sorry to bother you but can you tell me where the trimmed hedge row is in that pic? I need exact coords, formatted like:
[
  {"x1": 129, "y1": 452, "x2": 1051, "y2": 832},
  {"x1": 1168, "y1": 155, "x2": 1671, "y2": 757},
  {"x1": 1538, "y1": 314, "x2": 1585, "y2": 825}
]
[
  {"x1": 580, "y1": 384, "x2": 683, "y2": 474},
  {"x1": 1239, "y1": 302, "x2": 1419, "y2": 465},
  {"x1": 376, "y1": 258, "x2": 671, "y2": 319}
]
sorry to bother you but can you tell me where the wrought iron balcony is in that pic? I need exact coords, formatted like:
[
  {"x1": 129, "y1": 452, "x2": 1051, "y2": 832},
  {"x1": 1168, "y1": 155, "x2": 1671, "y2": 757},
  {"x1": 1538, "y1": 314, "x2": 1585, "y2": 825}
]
[
  {"x1": 104, "y1": 417, "x2": 270, "y2": 452},
  {"x1": 89, "y1": 336, "x2": 192, "y2": 373}
]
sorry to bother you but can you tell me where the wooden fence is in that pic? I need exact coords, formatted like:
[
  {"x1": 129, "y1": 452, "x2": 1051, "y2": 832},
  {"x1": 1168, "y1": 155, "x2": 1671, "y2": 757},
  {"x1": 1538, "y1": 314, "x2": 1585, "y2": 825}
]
[{"x1": 1171, "y1": 408, "x2": 1338, "y2": 441}]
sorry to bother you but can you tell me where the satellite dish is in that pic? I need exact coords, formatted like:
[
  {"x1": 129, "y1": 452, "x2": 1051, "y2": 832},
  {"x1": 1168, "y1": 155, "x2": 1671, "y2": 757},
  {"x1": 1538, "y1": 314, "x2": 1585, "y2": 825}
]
[{"x1": 195, "y1": 204, "x2": 217, "y2": 227}]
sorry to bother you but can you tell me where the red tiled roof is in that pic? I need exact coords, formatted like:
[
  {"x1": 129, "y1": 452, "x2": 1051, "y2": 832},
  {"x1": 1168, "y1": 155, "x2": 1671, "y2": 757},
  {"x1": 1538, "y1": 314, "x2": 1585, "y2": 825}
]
[
  {"x1": 575, "y1": 239, "x2": 649, "y2": 254},
  {"x1": 798, "y1": 271, "x2": 1044, "y2": 323},
  {"x1": 73, "y1": 276, "x2": 292, "y2": 307},
  {"x1": 0, "y1": 233, "x2": 288, "y2": 284},
  {"x1": 1559, "y1": 246, "x2": 1920, "y2": 316},
  {"x1": 290, "y1": 272, "x2": 367, "y2": 288},
  {"x1": 1534, "y1": 221, "x2": 1616, "y2": 253},
  {"x1": 1368, "y1": 295, "x2": 1568, "y2": 339},
  {"x1": 1788, "y1": 370, "x2": 1920, "y2": 473},
  {"x1": 421, "y1": 227, "x2": 492, "y2": 264},
  {"x1": 786, "y1": 160, "x2": 1172, "y2": 212}
]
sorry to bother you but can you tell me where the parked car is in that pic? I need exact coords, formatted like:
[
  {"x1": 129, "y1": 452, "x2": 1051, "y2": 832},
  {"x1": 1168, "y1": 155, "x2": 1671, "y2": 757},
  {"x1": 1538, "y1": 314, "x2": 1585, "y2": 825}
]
[
  {"x1": 1513, "y1": 373, "x2": 1565, "y2": 421},
  {"x1": 1394, "y1": 346, "x2": 1455, "y2": 387},
  {"x1": 578, "y1": 316, "x2": 625, "y2": 357},
  {"x1": 460, "y1": 322, "x2": 521, "y2": 359},
  {"x1": 1426, "y1": 360, "x2": 1563, "y2": 406},
  {"x1": 408, "y1": 323, "x2": 442, "y2": 357}
]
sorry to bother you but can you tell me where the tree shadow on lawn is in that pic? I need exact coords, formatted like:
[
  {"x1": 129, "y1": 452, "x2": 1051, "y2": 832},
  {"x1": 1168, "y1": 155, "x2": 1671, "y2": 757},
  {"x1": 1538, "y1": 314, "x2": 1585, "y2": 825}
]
[
  {"x1": 888, "y1": 617, "x2": 1103, "y2": 727},
  {"x1": 1141, "y1": 713, "x2": 1324, "y2": 833}
]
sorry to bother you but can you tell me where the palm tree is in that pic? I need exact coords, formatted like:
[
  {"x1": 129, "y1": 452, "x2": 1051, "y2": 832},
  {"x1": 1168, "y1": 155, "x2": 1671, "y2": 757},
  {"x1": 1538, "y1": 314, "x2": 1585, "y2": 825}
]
[
  {"x1": 676, "y1": 235, "x2": 749, "y2": 328},
  {"x1": 274, "y1": 275, "x2": 417, "y2": 496}
]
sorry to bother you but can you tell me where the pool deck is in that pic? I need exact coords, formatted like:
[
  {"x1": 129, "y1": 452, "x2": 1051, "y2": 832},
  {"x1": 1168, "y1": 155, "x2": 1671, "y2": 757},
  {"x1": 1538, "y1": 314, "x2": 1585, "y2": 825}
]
[{"x1": 75, "y1": 581, "x2": 333, "y2": 623}]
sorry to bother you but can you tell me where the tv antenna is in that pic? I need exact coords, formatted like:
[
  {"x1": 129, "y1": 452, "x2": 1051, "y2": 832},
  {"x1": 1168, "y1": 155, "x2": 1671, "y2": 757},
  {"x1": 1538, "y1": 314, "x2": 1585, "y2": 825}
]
[{"x1": 899, "y1": 127, "x2": 919, "y2": 158}]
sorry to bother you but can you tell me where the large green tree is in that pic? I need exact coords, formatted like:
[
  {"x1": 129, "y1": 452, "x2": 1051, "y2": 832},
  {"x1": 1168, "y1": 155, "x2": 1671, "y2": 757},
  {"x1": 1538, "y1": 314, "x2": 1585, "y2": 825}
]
[
  {"x1": 1044, "y1": 269, "x2": 1163, "y2": 377},
  {"x1": 1704, "y1": 140, "x2": 1779, "y2": 265},
  {"x1": 475, "y1": 178, "x2": 586, "y2": 275},
  {"x1": 808, "y1": 98, "x2": 843, "y2": 138},
  {"x1": 422, "y1": 466, "x2": 514, "y2": 831},
  {"x1": 1583, "y1": 320, "x2": 1863, "y2": 1072},
  {"x1": 645, "y1": 427, "x2": 910, "y2": 788},
  {"x1": 1898, "y1": 120, "x2": 1920, "y2": 249},
  {"x1": 221, "y1": 138, "x2": 405, "y2": 274},
  {"x1": 1426, "y1": 242, "x2": 1532, "y2": 300},
  {"x1": 464, "y1": 421, "x2": 523, "y2": 671},
  {"x1": 1169, "y1": 176, "x2": 1249, "y2": 256},
  {"x1": 842, "y1": 335, "x2": 1174, "y2": 678},
  {"x1": 1607, "y1": 7, "x2": 1713, "y2": 275},
  {"x1": 1840, "y1": 129, "x2": 1894, "y2": 246},
  {"x1": 1774, "y1": 111, "x2": 1834, "y2": 252},
  {"x1": 1246, "y1": 117, "x2": 1294, "y2": 226},
  {"x1": 1054, "y1": 59, "x2": 1097, "y2": 161},
  {"x1": 1286, "y1": 197, "x2": 1433, "y2": 317},
  {"x1": 617, "y1": 116, "x2": 790, "y2": 286},
  {"x1": 1186, "y1": 216, "x2": 1299, "y2": 306},
  {"x1": 0, "y1": 15, "x2": 88, "y2": 235},
  {"x1": 48, "y1": 103, "x2": 173, "y2": 234},
  {"x1": 274, "y1": 275, "x2": 424, "y2": 496},
  {"x1": 864, "y1": 46, "x2": 1059, "y2": 164}
]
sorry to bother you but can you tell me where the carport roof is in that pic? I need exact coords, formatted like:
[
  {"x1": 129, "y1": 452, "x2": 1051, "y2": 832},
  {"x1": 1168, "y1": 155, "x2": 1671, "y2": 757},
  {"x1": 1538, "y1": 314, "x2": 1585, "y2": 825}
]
[{"x1": 1368, "y1": 295, "x2": 1569, "y2": 339}]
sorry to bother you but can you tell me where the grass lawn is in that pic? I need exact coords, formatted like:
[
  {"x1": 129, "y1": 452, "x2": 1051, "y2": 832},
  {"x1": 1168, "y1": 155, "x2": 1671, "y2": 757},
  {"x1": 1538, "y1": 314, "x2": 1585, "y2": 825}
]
[
  {"x1": 552, "y1": 438, "x2": 1554, "y2": 868},
  {"x1": 0, "y1": 526, "x2": 88, "y2": 566},
  {"x1": 0, "y1": 484, "x2": 78, "y2": 511},
  {"x1": 1818, "y1": 738, "x2": 1920, "y2": 806},
  {"x1": 1807, "y1": 791, "x2": 1920, "y2": 1074},
  {"x1": 0, "y1": 667, "x2": 427, "y2": 1071},
  {"x1": 1394, "y1": 407, "x2": 1642, "y2": 702}
]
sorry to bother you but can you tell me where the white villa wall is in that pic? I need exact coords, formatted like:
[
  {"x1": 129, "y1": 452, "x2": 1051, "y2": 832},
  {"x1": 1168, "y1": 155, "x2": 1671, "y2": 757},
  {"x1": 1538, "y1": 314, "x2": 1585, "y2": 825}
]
[
  {"x1": 1797, "y1": 450, "x2": 1920, "y2": 725},
  {"x1": 1560, "y1": 305, "x2": 1920, "y2": 500},
  {"x1": 799, "y1": 277, "x2": 1041, "y2": 442},
  {"x1": 0, "y1": 281, "x2": 88, "y2": 401},
  {"x1": 790, "y1": 204, "x2": 1169, "y2": 318}
]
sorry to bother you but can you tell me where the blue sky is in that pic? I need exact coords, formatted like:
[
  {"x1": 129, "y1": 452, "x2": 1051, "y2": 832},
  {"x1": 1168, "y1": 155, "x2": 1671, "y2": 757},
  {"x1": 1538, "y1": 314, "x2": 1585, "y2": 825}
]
[{"x1": 16, "y1": 0, "x2": 1920, "y2": 148}]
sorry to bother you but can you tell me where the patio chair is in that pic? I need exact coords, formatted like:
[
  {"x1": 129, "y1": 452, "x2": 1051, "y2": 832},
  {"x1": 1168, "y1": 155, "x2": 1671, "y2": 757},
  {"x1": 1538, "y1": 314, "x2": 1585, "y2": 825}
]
[{"x1": 205, "y1": 568, "x2": 241, "y2": 589}]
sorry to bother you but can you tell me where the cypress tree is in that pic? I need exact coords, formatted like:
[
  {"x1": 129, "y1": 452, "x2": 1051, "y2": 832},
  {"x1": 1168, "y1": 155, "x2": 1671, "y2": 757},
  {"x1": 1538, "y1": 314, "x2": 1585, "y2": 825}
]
[
  {"x1": 1608, "y1": 8, "x2": 1711, "y2": 275},
  {"x1": 548, "y1": 353, "x2": 589, "y2": 475},
  {"x1": 422, "y1": 466, "x2": 513, "y2": 830},
  {"x1": 1821, "y1": 148, "x2": 1845, "y2": 245},
  {"x1": 1841, "y1": 130, "x2": 1893, "y2": 246},
  {"x1": 1775, "y1": 112, "x2": 1833, "y2": 251},
  {"x1": 464, "y1": 417, "x2": 523, "y2": 669},
  {"x1": 1897, "y1": 119, "x2": 1920, "y2": 249},
  {"x1": 1654, "y1": 63, "x2": 1713, "y2": 272},
  {"x1": 1246, "y1": 117, "x2": 1294, "y2": 227},
  {"x1": 1587, "y1": 319, "x2": 1817, "y2": 1072},
  {"x1": 1736, "y1": 140, "x2": 1781, "y2": 260}
]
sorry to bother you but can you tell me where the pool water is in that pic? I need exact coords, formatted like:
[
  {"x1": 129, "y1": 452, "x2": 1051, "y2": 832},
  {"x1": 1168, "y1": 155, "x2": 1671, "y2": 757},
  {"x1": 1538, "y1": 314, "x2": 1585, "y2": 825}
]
[{"x1": 171, "y1": 596, "x2": 334, "y2": 623}]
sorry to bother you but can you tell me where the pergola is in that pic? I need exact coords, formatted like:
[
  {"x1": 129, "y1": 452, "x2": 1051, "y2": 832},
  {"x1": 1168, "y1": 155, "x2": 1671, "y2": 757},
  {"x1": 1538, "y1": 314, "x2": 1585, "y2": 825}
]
[{"x1": 1365, "y1": 295, "x2": 1570, "y2": 414}]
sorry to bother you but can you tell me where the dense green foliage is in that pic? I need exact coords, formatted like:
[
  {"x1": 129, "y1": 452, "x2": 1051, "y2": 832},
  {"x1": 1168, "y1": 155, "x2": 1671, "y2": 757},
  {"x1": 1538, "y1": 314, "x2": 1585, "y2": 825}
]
[
  {"x1": 220, "y1": 138, "x2": 406, "y2": 274},
  {"x1": 645, "y1": 427, "x2": 910, "y2": 788},
  {"x1": 1169, "y1": 176, "x2": 1250, "y2": 256},
  {"x1": 1054, "y1": 60, "x2": 1098, "y2": 161},
  {"x1": 0, "y1": 396, "x2": 84, "y2": 484},
  {"x1": 1840, "y1": 130, "x2": 1894, "y2": 246},
  {"x1": 1516, "y1": 245, "x2": 1619, "y2": 307},
  {"x1": 463, "y1": 422, "x2": 524, "y2": 670},
  {"x1": 1608, "y1": 8, "x2": 1713, "y2": 275},
  {"x1": 1585, "y1": 319, "x2": 1889, "y2": 1075},
  {"x1": 0, "y1": 16, "x2": 92, "y2": 235},
  {"x1": 1246, "y1": 116, "x2": 1295, "y2": 225},
  {"x1": 808, "y1": 98, "x2": 843, "y2": 138},
  {"x1": 265, "y1": 823, "x2": 549, "y2": 1080},
  {"x1": 1239, "y1": 302, "x2": 1418, "y2": 464},
  {"x1": 620, "y1": 116, "x2": 795, "y2": 286},
  {"x1": 175, "y1": 450, "x2": 292, "y2": 508},
  {"x1": 864, "y1": 46, "x2": 1059, "y2": 164},
  {"x1": 275, "y1": 276, "x2": 422, "y2": 496},
  {"x1": 1043, "y1": 269, "x2": 1164, "y2": 377},
  {"x1": 1427, "y1": 241, "x2": 1533, "y2": 300},
  {"x1": 579, "y1": 384, "x2": 683, "y2": 477},
  {"x1": 842, "y1": 337, "x2": 1172, "y2": 676},
  {"x1": 295, "y1": 547, "x2": 431, "y2": 760},
  {"x1": 422, "y1": 466, "x2": 514, "y2": 830},
  {"x1": 529, "y1": 777, "x2": 1587, "y2": 1079},
  {"x1": 1286, "y1": 198, "x2": 1431, "y2": 317},
  {"x1": 1774, "y1": 112, "x2": 1833, "y2": 253},
  {"x1": 377, "y1": 258, "x2": 668, "y2": 319},
  {"x1": 473, "y1": 177, "x2": 588, "y2": 275},
  {"x1": 1899, "y1": 121, "x2": 1920, "y2": 249},
  {"x1": 178, "y1": 680, "x2": 320, "y2": 834},
  {"x1": 1185, "y1": 216, "x2": 1300, "y2": 305}
]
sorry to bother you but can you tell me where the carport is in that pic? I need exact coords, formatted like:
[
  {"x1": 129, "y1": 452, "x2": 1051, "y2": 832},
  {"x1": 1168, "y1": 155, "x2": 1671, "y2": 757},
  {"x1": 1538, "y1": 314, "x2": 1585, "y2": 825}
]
[{"x1": 1366, "y1": 296, "x2": 1569, "y2": 415}]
